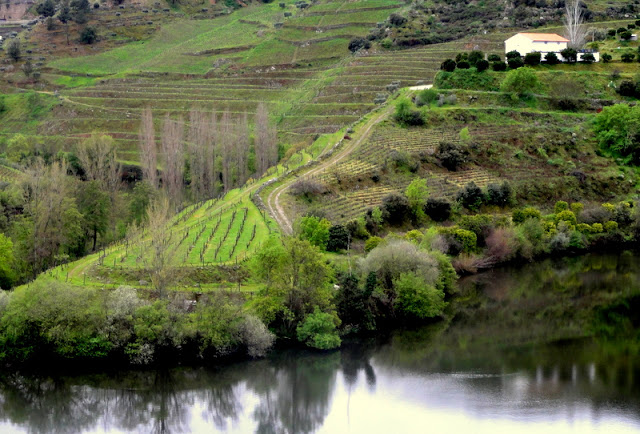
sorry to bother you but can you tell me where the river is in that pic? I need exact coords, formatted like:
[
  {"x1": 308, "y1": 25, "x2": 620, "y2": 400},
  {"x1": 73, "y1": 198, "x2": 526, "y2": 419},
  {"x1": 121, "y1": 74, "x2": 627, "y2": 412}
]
[{"x1": 1, "y1": 252, "x2": 639, "y2": 433}]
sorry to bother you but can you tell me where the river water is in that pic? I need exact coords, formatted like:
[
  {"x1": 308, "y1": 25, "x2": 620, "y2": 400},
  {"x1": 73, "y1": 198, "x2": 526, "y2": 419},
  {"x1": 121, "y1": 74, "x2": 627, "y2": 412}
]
[{"x1": 1, "y1": 252, "x2": 639, "y2": 433}]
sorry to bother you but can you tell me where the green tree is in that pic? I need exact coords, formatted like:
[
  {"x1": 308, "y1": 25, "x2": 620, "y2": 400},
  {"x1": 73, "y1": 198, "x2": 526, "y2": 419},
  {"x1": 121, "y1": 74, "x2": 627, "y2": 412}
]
[
  {"x1": 36, "y1": 0, "x2": 56, "y2": 17},
  {"x1": 501, "y1": 67, "x2": 540, "y2": 98},
  {"x1": 297, "y1": 216, "x2": 331, "y2": 250},
  {"x1": 393, "y1": 272, "x2": 446, "y2": 319},
  {"x1": 58, "y1": 2, "x2": 72, "y2": 45},
  {"x1": 405, "y1": 178, "x2": 429, "y2": 220},
  {"x1": 0, "y1": 233, "x2": 15, "y2": 288},
  {"x1": 129, "y1": 181, "x2": 156, "y2": 225},
  {"x1": 593, "y1": 103, "x2": 640, "y2": 163},
  {"x1": 78, "y1": 180, "x2": 110, "y2": 251},
  {"x1": 7, "y1": 41, "x2": 20, "y2": 62},
  {"x1": 296, "y1": 309, "x2": 341, "y2": 349},
  {"x1": 79, "y1": 26, "x2": 97, "y2": 44}
]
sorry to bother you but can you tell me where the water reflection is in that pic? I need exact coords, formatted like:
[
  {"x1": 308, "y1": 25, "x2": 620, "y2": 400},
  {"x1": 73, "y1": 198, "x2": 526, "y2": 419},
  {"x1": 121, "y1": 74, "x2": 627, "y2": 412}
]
[{"x1": 0, "y1": 253, "x2": 639, "y2": 433}]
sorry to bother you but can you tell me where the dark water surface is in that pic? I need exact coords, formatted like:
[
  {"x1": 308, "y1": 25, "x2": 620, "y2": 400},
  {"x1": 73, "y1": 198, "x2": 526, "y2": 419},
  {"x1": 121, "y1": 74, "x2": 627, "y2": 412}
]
[{"x1": 1, "y1": 252, "x2": 640, "y2": 433}]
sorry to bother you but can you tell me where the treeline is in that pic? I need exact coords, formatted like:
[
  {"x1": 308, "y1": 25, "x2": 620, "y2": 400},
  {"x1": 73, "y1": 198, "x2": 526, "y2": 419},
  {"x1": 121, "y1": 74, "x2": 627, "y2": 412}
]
[{"x1": 138, "y1": 104, "x2": 278, "y2": 208}]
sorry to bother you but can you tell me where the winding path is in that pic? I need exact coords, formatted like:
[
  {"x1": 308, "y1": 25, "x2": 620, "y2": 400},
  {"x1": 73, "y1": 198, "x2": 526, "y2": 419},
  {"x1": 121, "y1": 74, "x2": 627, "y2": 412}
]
[{"x1": 265, "y1": 103, "x2": 395, "y2": 234}]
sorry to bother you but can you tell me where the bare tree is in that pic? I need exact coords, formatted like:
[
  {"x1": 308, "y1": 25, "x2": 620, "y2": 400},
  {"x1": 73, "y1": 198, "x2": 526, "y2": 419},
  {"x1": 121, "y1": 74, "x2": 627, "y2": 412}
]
[
  {"x1": 220, "y1": 110, "x2": 234, "y2": 192},
  {"x1": 564, "y1": 0, "x2": 588, "y2": 49},
  {"x1": 76, "y1": 133, "x2": 121, "y2": 193},
  {"x1": 161, "y1": 114, "x2": 185, "y2": 208},
  {"x1": 255, "y1": 103, "x2": 278, "y2": 176},
  {"x1": 139, "y1": 108, "x2": 158, "y2": 189},
  {"x1": 236, "y1": 112, "x2": 250, "y2": 186},
  {"x1": 146, "y1": 195, "x2": 174, "y2": 298}
]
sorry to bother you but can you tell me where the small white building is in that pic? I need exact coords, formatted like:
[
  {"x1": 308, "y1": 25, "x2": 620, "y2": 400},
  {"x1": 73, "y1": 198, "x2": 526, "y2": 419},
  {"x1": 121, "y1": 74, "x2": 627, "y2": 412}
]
[
  {"x1": 504, "y1": 32, "x2": 599, "y2": 62},
  {"x1": 505, "y1": 33, "x2": 569, "y2": 56}
]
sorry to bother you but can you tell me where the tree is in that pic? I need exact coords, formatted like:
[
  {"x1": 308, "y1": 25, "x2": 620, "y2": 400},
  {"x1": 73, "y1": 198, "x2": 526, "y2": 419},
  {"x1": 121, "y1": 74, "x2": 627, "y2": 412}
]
[
  {"x1": 78, "y1": 180, "x2": 110, "y2": 251},
  {"x1": 491, "y1": 61, "x2": 507, "y2": 71},
  {"x1": 602, "y1": 53, "x2": 612, "y2": 63},
  {"x1": 524, "y1": 52, "x2": 541, "y2": 66},
  {"x1": 36, "y1": 0, "x2": 56, "y2": 17},
  {"x1": 507, "y1": 56, "x2": 524, "y2": 69},
  {"x1": 79, "y1": 26, "x2": 97, "y2": 44},
  {"x1": 139, "y1": 108, "x2": 158, "y2": 188},
  {"x1": 21, "y1": 60, "x2": 33, "y2": 78},
  {"x1": 560, "y1": 47, "x2": 578, "y2": 63},
  {"x1": 500, "y1": 67, "x2": 540, "y2": 98},
  {"x1": 621, "y1": 52, "x2": 636, "y2": 63},
  {"x1": 436, "y1": 141, "x2": 467, "y2": 171},
  {"x1": 146, "y1": 196, "x2": 174, "y2": 298},
  {"x1": 580, "y1": 53, "x2": 595, "y2": 64},
  {"x1": 621, "y1": 31, "x2": 632, "y2": 41},
  {"x1": 506, "y1": 50, "x2": 521, "y2": 59},
  {"x1": 440, "y1": 59, "x2": 456, "y2": 72},
  {"x1": 544, "y1": 52, "x2": 560, "y2": 64},
  {"x1": 0, "y1": 233, "x2": 15, "y2": 288},
  {"x1": 393, "y1": 272, "x2": 446, "y2": 320},
  {"x1": 457, "y1": 181, "x2": 485, "y2": 210},
  {"x1": 405, "y1": 178, "x2": 429, "y2": 220},
  {"x1": 388, "y1": 13, "x2": 407, "y2": 27},
  {"x1": 593, "y1": 103, "x2": 640, "y2": 164},
  {"x1": 467, "y1": 50, "x2": 484, "y2": 66},
  {"x1": 58, "y1": 2, "x2": 72, "y2": 45},
  {"x1": 7, "y1": 41, "x2": 20, "y2": 62},
  {"x1": 76, "y1": 133, "x2": 121, "y2": 192},
  {"x1": 326, "y1": 225, "x2": 349, "y2": 252},
  {"x1": 161, "y1": 115, "x2": 185, "y2": 207},
  {"x1": 297, "y1": 216, "x2": 331, "y2": 250},
  {"x1": 476, "y1": 59, "x2": 489, "y2": 72},
  {"x1": 424, "y1": 197, "x2": 451, "y2": 222},
  {"x1": 348, "y1": 37, "x2": 370, "y2": 53},
  {"x1": 296, "y1": 309, "x2": 341, "y2": 349},
  {"x1": 564, "y1": 0, "x2": 587, "y2": 49},
  {"x1": 381, "y1": 193, "x2": 410, "y2": 225},
  {"x1": 394, "y1": 99, "x2": 423, "y2": 126},
  {"x1": 255, "y1": 102, "x2": 278, "y2": 176}
]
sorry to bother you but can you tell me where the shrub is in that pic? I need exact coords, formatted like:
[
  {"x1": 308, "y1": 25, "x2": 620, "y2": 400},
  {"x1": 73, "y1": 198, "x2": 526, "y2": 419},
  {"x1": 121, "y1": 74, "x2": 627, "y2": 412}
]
[
  {"x1": 554, "y1": 200, "x2": 569, "y2": 213},
  {"x1": 592, "y1": 223, "x2": 603, "y2": 233},
  {"x1": 394, "y1": 99, "x2": 424, "y2": 126},
  {"x1": 453, "y1": 229, "x2": 477, "y2": 252},
  {"x1": 327, "y1": 225, "x2": 349, "y2": 252},
  {"x1": 297, "y1": 216, "x2": 331, "y2": 250},
  {"x1": 441, "y1": 59, "x2": 457, "y2": 72},
  {"x1": 622, "y1": 52, "x2": 636, "y2": 63},
  {"x1": 555, "y1": 210, "x2": 577, "y2": 226},
  {"x1": 486, "y1": 182, "x2": 513, "y2": 207},
  {"x1": 365, "y1": 236, "x2": 383, "y2": 252},
  {"x1": 393, "y1": 272, "x2": 446, "y2": 319},
  {"x1": 506, "y1": 50, "x2": 521, "y2": 59},
  {"x1": 436, "y1": 141, "x2": 467, "y2": 171},
  {"x1": 348, "y1": 37, "x2": 371, "y2": 52},
  {"x1": 381, "y1": 193, "x2": 411, "y2": 225},
  {"x1": 424, "y1": 197, "x2": 452, "y2": 222},
  {"x1": 544, "y1": 52, "x2": 560, "y2": 64},
  {"x1": 241, "y1": 315, "x2": 275, "y2": 357},
  {"x1": 524, "y1": 52, "x2": 541, "y2": 66},
  {"x1": 512, "y1": 206, "x2": 541, "y2": 224},
  {"x1": 416, "y1": 88, "x2": 438, "y2": 107},
  {"x1": 290, "y1": 179, "x2": 327, "y2": 201},
  {"x1": 296, "y1": 309, "x2": 341, "y2": 350},
  {"x1": 79, "y1": 26, "x2": 97, "y2": 44},
  {"x1": 492, "y1": 61, "x2": 507, "y2": 71},
  {"x1": 7, "y1": 41, "x2": 20, "y2": 62},
  {"x1": 507, "y1": 56, "x2": 524, "y2": 69},
  {"x1": 621, "y1": 31, "x2": 633, "y2": 41},
  {"x1": 457, "y1": 61, "x2": 471, "y2": 69},
  {"x1": 560, "y1": 48, "x2": 578, "y2": 63},
  {"x1": 488, "y1": 54, "x2": 501, "y2": 62},
  {"x1": 389, "y1": 13, "x2": 407, "y2": 27},
  {"x1": 604, "y1": 221, "x2": 618, "y2": 232},
  {"x1": 501, "y1": 67, "x2": 540, "y2": 98},
  {"x1": 593, "y1": 104, "x2": 640, "y2": 163},
  {"x1": 457, "y1": 182, "x2": 485, "y2": 210},
  {"x1": 36, "y1": 0, "x2": 56, "y2": 17},
  {"x1": 581, "y1": 53, "x2": 595, "y2": 64},
  {"x1": 476, "y1": 59, "x2": 489, "y2": 72},
  {"x1": 468, "y1": 50, "x2": 484, "y2": 66}
]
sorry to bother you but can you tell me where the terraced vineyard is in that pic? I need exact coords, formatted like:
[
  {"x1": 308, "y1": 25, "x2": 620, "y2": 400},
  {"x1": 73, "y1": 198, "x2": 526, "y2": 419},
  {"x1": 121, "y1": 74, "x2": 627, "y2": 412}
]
[{"x1": 0, "y1": 165, "x2": 21, "y2": 184}]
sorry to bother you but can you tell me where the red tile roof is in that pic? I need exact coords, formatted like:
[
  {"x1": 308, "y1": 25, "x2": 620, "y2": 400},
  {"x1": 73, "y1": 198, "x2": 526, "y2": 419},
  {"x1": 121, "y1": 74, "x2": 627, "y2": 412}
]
[{"x1": 519, "y1": 33, "x2": 570, "y2": 42}]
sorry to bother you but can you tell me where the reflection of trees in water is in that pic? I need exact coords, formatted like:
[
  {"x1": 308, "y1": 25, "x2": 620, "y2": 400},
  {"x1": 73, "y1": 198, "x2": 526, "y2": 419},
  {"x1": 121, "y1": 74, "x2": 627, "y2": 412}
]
[{"x1": 248, "y1": 351, "x2": 340, "y2": 434}]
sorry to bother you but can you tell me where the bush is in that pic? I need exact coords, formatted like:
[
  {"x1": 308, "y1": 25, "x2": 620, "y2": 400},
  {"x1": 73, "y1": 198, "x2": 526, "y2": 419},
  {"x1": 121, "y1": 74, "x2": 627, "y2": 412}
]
[
  {"x1": 593, "y1": 104, "x2": 640, "y2": 163},
  {"x1": 36, "y1": 0, "x2": 56, "y2": 17},
  {"x1": 7, "y1": 41, "x2": 20, "y2": 62},
  {"x1": 507, "y1": 56, "x2": 524, "y2": 69},
  {"x1": 416, "y1": 88, "x2": 438, "y2": 107},
  {"x1": 488, "y1": 54, "x2": 501, "y2": 62},
  {"x1": 364, "y1": 236, "x2": 383, "y2": 252},
  {"x1": 621, "y1": 31, "x2": 633, "y2": 41},
  {"x1": 506, "y1": 50, "x2": 521, "y2": 59},
  {"x1": 604, "y1": 221, "x2": 618, "y2": 232},
  {"x1": 381, "y1": 193, "x2": 411, "y2": 225},
  {"x1": 560, "y1": 48, "x2": 577, "y2": 63},
  {"x1": 622, "y1": 52, "x2": 636, "y2": 63},
  {"x1": 554, "y1": 200, "x2": 569, "y2": 213},
  {"x1": 476, "y1": 59, "x2": 489, "y2": 72},
  {"x1": 492, "y1": 61, "x2": 507, "y2": 71},
  {"x1": 241, "y1": 315, "x2": 275, "y2": 357},
  {"x1": 327, "y1": 225, "x2": 350, "y2": 252},
  {"x1": 290, "y1": 179, "x2": 327, "y2": 200},
  {"x1": 617, "y1": 80, "x2": 637, "y2": 97},
  {"x1": 602, "y1": 53, "x2": 612, "y2": 63},
  {"x1": 501, "y1": 67, "x2": 540, "y2": 98},
  {"x1": 468, "y1": 50, "x2": 484, "y2": 66},
  {"x1": 393, "y1": 272, "x2": 446, "y2": 320},
  {"x1": 79, "y1": 26, "x2": 97, "y2": 44},
  {"x1": 296, "y1": 309, "x2": 341, "y2": 350},
  {"x1": 436, "y1": 141, "x2": 467, "y2": 171},
  {"x1": 512, "y1": 206, "x2": 541, "y2": 224},
  {"x1": 457, "y1": 61, "x2": 471, "y2": 69},
  {"x1": 389, "y1": 13, "x2": 407, "y2": 27},
  {"x1": 581, "y1": 53, "x2": 595, "y2": 64},
  {"x1": 297, "y1": 216, "x2": 331, "y2": 250},
  {"x1": 457, "y1": 182, "x2": 485, "y2": 210},
  {"x1": 441, "y1": 59, "x2": 457, "y2": 72},
  {"x1": 544, "y1": 52, "x2": 560, "y2": 64},
  {"x1": 555, "y1": 210, "x2": 577, "y2": 226},
  {"x1": 424, "y1": 197, "x2": 452, "y2": 222},
  {"x1": 394, "y1": 99, "x2": 424, "y2": 126},
  {"x1": 486, "y1": 182, "x2": 513, "y2": 207},
  {"x1": 524, "y1": 52, "x2": 541, "y2": 66},
  {"x1": 348, "y1": 37, "x2": 371, "y2": 52}
]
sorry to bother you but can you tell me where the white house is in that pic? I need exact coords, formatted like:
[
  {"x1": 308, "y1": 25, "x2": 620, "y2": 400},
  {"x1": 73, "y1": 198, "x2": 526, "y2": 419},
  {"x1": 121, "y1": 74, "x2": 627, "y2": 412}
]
[
  {"x1": 505, "y1": 33, "x2": 569, "y2": 56},
  {"x1": 504, "y1": 32, "x2": 599, "y2": 62}
]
